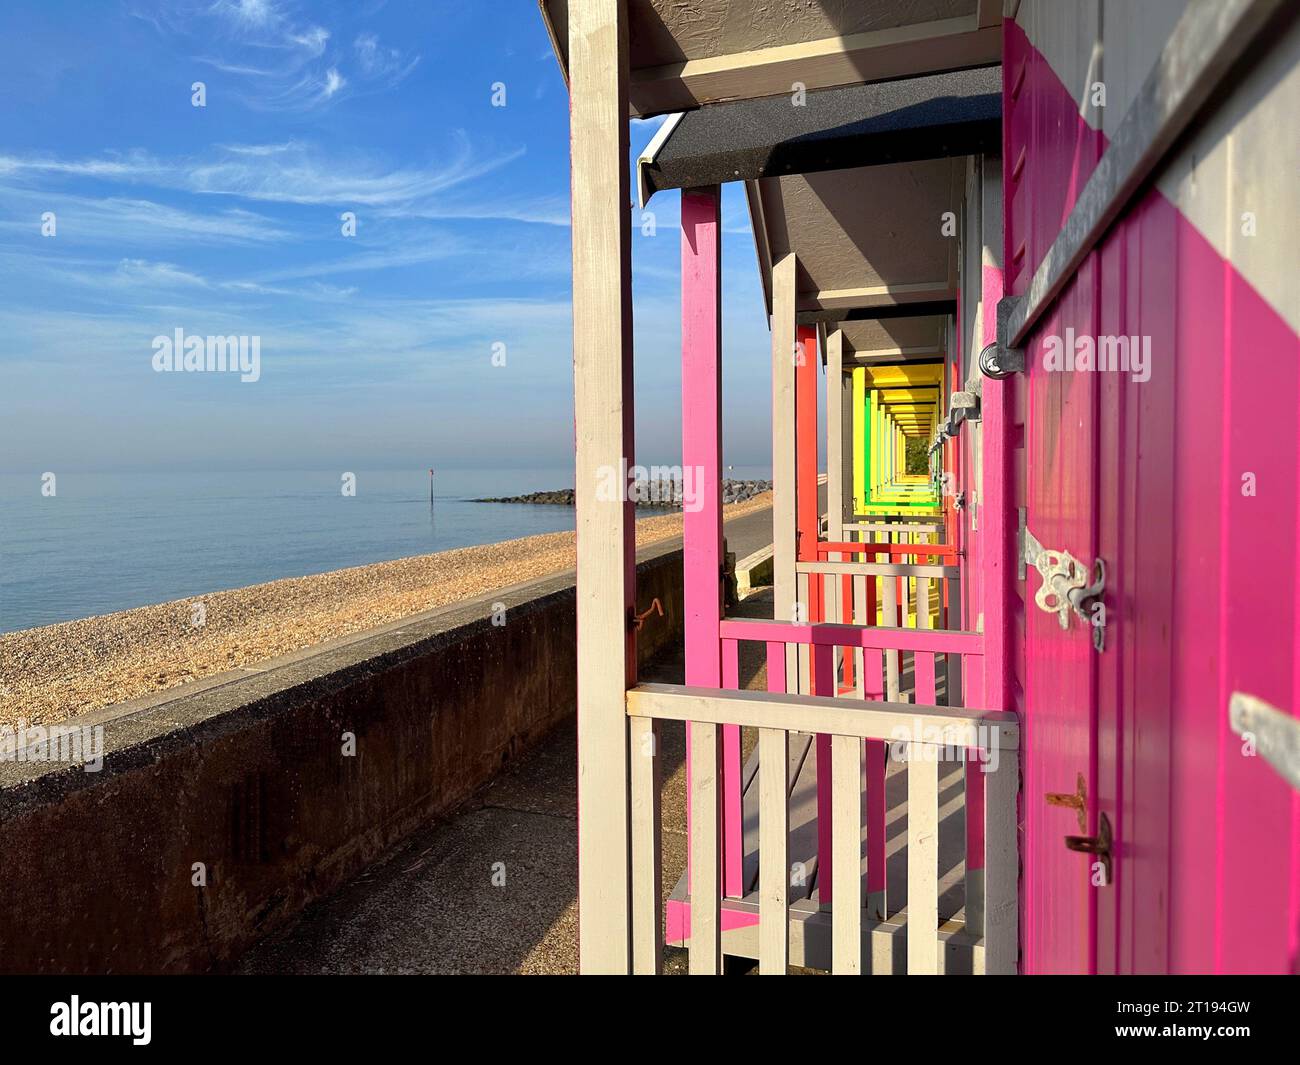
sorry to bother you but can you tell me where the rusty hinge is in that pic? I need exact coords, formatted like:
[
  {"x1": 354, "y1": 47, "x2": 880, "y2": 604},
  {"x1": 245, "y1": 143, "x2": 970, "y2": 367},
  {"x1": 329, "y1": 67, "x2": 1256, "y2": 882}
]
[
  {"x1": 1046, "y1": 772, "x2": 1088, "y2": 832},
  {"x1": 630, "y1": 598, "x2": 663, "y2": 632},
  {"x1": 1048, "y1": 773, "x2": 1112, "y2": 884}
]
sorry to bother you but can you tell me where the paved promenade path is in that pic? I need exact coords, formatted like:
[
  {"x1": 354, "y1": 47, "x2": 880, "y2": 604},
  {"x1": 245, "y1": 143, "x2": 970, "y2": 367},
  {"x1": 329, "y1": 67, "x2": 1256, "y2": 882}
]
[{"x1": 236, "y1": 506, "x2": 775, "y2": 975}]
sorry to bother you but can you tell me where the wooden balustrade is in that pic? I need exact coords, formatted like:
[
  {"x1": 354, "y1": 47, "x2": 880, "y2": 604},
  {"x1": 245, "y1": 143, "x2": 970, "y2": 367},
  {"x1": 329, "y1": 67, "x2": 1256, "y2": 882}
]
[{"x1": 627, "y1": 680, "x2": 1019, "y2": 975}]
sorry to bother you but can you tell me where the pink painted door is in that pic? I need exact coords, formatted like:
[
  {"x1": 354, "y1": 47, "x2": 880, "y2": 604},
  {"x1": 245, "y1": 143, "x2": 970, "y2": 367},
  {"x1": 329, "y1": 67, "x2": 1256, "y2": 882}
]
[
  {"x1": 1018, "y1": 268, "x2": 1102, "y2": 975},
  {"x1": 1006, "y1": 7, "x2": 1300, "y2": 977},
  {"x1": 1005, "y1": 17, "x2": 1105, "y2": 972}
]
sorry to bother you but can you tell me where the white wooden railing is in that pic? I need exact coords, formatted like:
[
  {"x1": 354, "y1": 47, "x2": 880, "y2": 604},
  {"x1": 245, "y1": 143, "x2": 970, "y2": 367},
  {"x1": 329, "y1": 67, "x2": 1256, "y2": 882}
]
[{"x1": 626, "y1": 675, "x2": 1019, "y2": 975}]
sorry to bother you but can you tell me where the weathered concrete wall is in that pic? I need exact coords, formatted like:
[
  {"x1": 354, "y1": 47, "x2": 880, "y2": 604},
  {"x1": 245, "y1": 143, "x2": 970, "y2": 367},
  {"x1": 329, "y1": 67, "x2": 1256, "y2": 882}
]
[{"x1": 0, "y1": 542, "x2": 684, "y2": 974}]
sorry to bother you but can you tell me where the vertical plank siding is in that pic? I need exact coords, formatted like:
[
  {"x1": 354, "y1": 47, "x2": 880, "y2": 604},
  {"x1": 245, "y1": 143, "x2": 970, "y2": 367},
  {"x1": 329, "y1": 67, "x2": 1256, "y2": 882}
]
[{"x1": 1009, "y1": 4, "x2": 1300, "y2": 975}]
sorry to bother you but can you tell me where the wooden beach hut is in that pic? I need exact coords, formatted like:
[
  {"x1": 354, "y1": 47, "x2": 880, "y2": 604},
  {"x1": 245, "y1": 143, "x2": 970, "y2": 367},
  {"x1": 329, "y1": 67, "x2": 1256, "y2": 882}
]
[{"x1": 542, "y1": 0, "x2": 1300, "y2": 974}]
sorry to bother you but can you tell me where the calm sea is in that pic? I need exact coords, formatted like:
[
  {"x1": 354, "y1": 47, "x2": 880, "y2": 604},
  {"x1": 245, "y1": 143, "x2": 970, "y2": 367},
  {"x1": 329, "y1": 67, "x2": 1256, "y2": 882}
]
[{"x1": 0, "y1": 466, "x2": 770, "y2": 634}]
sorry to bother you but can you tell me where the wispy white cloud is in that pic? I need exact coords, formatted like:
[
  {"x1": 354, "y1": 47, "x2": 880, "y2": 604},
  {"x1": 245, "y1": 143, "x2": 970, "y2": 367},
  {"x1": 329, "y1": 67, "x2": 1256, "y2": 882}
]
[
  {"x1": 112, "y1": 258, "x2": 208, "y2": 287},
  {"x1": 153, "y1": 0, "x2": 421, "y2": 112},
  {"x1": 0, "y1": 137, "x2": 526, "y2": 212},
  {"x1": 22, "y1": 255, "x2": 212, "y2": 292},
  {"x1": 0, "y1": 188, "x2": 290, "y2": 244},
  {"x1": 354, "y1": 32, "x2": 419, "y2": 84},
  {"x1": 211, "y1": 0, "x2": 280, "y2": 30},
  {"x1": 186, "y1": 137, "x2": 524, "y2": 207},
  {"x1": 250, "y1": 234, "x2": 467, "y2": 283},
  {"x1": 0, "y1": 151, "x2": 165, "y2": 181},
  {"x1": 385, "y1": 194, "x2": 570, "y2": 228}
]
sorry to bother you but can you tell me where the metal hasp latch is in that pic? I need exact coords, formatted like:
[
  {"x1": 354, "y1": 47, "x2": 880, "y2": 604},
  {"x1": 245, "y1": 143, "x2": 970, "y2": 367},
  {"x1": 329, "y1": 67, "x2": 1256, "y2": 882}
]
[
  {"x1": 1021, "y1": 521, "x2": 1107, "y2": 652},
  {"x1": 1229, "y1": 692, "x2": 1300, "y2": 792}
]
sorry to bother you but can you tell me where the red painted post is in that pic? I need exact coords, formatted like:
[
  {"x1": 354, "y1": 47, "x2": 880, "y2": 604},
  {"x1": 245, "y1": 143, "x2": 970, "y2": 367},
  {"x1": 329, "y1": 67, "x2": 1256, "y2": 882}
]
[{"x1": 795, "y1": 325, "x2": 836, "y2": 906}]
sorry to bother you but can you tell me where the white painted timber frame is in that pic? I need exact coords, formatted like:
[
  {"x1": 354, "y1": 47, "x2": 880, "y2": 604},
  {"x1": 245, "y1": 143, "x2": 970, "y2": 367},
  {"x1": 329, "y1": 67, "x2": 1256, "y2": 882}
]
[
  {"x1": 772, "y1": 254, "x2": 798, "y2": 690},
  {"x1": 570, "y1": 0, "x2": 636, "y2": 974}
]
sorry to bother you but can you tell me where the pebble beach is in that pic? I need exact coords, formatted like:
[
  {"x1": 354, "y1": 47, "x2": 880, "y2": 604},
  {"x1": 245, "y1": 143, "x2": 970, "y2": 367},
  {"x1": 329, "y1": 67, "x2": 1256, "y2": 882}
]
[{"x1": 1, "y1": 492, "x2": 772, "y2": 728}]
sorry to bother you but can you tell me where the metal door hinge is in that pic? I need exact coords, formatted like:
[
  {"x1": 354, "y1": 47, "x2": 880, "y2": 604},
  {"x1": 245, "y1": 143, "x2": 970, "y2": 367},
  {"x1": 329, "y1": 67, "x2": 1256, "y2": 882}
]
[
  {"x1": 1021, "y1": 524, "x2": 1107, "y2": 652},
  {"x1": 1229, "y1": 692, "x2": 1300, "y2": 792},
  {"x1": 979, "y1": 296, "x2": 1027, "y2": 379}
]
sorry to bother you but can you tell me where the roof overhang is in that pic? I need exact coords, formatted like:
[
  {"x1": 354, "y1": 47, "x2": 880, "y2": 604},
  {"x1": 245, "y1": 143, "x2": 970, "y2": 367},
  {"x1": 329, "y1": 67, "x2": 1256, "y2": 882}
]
[
  {"x1": 637, "y1": 65, "x2": 999, "y2": 205},
  {"x1": 840, "y1": 317, "x2": 949, "y2": 365},
  {"x1": 746, "y1": 154, "x2": 966, "y2": 327},
  {"x1": 539, "y1": 0, "x2": 1003, "y2": 118}
]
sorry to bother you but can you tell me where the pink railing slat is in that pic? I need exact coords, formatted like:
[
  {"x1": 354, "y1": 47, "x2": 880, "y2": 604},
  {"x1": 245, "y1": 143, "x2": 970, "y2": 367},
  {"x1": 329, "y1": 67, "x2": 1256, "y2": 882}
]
[
  {"x1": 721, "y1": 638, "x2": 742, "y2": 898},
  {"x1": 720, "y1": 618, "x2": 982, "y2": 655},
  {"x1": 915, "y1": 651, "x2": 938, "y2": 704},
  {"x1": 812, "y1": 642, "x2": 835, "y2": 907},
  {"x1": 866, "y1": 739, "x2": 888, "y2": 920},
  {"x1": 862, "y1": 647, "x2": 885, "y2": 701}
]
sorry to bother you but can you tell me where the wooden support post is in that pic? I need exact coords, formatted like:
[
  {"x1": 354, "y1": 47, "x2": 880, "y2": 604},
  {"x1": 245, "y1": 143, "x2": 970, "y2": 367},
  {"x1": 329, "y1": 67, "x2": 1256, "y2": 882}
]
[
  {"x1": 571, "y1": 0, "x2": 635, "y2": 974},
  {"x1": 826, "y1": 330, "x2": 849, "y2": 688},
  {"x1": 771, "y1": 254, "x2": 798, "y2": 692},
  {"x1": 796, "y1": 324, "x2": 820, "y2": 694},
  {"x1": 978, "y1": 151, "x2": 1009, "y2": 711},
  {"x1": 967, "y1": 153, "x2": 1007, "y2": 939},
  {"x1": 840, "y1": 358, "x2": 855, "y2": 528},
  {"x1": 852, "y1": 368, "x2": 866, "y2": 515},
  {"x1": 682, "y1": 185, "x2": 742, "y2": 901},
  {"x1": 827, "y1": 330, "x2": 845, "y2": 631}
]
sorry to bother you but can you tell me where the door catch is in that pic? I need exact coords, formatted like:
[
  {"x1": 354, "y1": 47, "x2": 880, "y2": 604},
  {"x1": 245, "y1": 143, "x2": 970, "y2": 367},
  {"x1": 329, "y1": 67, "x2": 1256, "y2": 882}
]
[
  {"x1": 1065, "y1": 812, "x2": 1113, "y2": 885},
  {"x1": 1021, "y1": 524, "x2": 1107, "y2": 651}
]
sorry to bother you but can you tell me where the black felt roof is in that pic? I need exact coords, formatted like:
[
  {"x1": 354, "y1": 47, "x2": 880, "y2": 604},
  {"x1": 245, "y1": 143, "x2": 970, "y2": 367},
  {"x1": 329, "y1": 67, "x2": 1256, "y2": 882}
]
[{"x1": 641, "y1": 66, "x2": 1000, "y2": 200}]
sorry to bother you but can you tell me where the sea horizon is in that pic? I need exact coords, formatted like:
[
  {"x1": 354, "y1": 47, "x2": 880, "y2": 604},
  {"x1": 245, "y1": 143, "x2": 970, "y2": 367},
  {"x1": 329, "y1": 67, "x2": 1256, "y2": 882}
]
[{"x1": 0, "y1": 465, "x2": 772, "y2": 633}]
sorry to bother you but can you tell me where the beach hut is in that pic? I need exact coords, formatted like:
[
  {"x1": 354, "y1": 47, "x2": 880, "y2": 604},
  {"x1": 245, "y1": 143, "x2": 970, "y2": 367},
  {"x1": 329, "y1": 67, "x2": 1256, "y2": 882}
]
[{"x1": 542, "y1": 0, "x2": 1300, "y2": 974}]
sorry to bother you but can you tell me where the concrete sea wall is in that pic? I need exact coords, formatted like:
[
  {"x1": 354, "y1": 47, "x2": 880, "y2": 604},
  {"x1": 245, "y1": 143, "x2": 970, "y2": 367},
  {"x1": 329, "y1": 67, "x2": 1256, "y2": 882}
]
[{"x1": 0, "y1": 542, "x2": 685, "y2": 973}]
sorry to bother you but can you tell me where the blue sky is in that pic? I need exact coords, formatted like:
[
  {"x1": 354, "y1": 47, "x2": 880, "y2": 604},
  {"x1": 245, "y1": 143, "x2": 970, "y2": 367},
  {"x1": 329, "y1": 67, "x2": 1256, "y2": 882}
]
[{"x1": 0, "y1": 0, "x2": 773, "y2": 475}]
